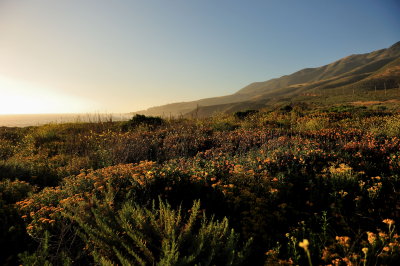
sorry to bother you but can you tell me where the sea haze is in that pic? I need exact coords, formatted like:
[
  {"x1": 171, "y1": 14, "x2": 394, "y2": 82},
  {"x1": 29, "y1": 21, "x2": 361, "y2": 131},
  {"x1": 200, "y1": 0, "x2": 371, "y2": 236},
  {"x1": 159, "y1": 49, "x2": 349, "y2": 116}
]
[{"x1": 0, "y1": 113, "x2": 132, "y2": 127}]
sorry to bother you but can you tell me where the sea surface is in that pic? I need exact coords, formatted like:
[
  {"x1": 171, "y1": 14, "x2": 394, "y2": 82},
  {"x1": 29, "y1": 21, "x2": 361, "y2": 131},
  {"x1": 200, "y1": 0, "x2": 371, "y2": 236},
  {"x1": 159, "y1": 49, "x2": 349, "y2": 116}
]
[{"x1": 0, "y1": 113, "x2": 132, "y2": 127}]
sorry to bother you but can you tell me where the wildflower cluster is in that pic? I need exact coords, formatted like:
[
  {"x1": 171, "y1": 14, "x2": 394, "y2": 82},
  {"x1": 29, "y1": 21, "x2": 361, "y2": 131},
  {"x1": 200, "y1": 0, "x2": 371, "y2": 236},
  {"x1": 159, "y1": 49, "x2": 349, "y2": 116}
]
[{"x1": 0, "y1": 108, "x2": 399, "y2": 265}]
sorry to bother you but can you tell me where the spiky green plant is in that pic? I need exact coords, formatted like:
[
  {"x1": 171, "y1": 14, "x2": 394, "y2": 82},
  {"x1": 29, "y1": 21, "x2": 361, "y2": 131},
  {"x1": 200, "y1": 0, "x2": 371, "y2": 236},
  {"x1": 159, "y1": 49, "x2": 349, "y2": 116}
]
[{"x1": 65, "y1": 198, "x2": 251, "y2": 265}]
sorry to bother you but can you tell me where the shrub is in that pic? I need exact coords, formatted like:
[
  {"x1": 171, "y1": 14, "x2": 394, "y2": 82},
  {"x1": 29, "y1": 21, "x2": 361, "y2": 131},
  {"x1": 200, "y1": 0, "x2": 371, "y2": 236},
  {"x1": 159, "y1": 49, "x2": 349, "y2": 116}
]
[
  {"x1": 234, "y1": 110, "x2": 259, "y2": 120},
  {"x1": 31, "y1": 126, "x2": 61, "y2": 148},
  {"x1": 212, "y1": 122, "x2": 238, "y2": 131},
  {"x1": 0, "y1": 153, "x2": 60, "y2": 187},
  {"x1": 296, "y1": 116, "x2": 330, "y2": 131},
  {"x1": 65, "y1": 198, "x2": 251, "y2": 265},
  {"x1": 0, "y1": 139, "x2": 15, "y2": 160},
  {"x1": 280, "y1": 105, "x2": 293, "y2": 112},
  {"x1": 122, "y1": 114, "x2": 164, "y2": 130},
  {"x1": 0, "y1": 180, "x2": 35, "y2": 265},
  {"x1": 18, "y1": 230, "x2": 73, "y2": 266}
]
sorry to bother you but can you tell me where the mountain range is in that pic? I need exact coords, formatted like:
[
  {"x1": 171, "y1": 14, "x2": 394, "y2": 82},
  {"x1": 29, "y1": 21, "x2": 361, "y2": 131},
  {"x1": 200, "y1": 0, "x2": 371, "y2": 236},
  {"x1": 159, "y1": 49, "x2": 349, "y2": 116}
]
[{"x1": 136, "y1": 41, "x2": 400, "y2": 117}]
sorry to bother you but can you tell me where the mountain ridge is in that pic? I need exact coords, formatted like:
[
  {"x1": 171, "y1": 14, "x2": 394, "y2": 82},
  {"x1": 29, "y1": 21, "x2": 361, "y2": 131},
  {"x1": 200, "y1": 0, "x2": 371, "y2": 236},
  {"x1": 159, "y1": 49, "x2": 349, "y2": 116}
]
[{"x1": 135, "y1": 42, "x2": 400, "y2": 117}]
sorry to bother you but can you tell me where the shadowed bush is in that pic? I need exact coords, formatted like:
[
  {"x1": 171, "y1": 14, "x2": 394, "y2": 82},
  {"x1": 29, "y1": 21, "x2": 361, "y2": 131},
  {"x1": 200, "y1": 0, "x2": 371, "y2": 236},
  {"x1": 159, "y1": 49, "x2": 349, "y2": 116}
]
[
  {"x1": 122, "y1": 114, "x2": 164, "y2": 130},
  {"x1": 65, "y1": 199, "x2": 252, "y2": 265},
  {"x1": 0, "y1": 180, "x2": 36, "y2": 265},
  {"x1": 234, "y1": 110, "x2": 259, "y2": 120}
]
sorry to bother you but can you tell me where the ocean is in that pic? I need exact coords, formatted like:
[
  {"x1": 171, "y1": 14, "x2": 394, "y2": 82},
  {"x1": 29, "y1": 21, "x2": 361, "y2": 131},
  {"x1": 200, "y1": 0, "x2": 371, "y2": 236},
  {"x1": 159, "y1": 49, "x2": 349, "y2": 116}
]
[{"x1": 0, "y1": 113, "x2": 132, "y2": 127}]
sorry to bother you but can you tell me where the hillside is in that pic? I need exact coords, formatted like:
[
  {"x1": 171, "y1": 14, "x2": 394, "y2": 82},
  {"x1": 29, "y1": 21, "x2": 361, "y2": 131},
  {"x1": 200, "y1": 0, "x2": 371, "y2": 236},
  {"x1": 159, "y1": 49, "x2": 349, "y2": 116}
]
[{"x1": 136, "y1": 41, "x2": 400, "y2": 117}]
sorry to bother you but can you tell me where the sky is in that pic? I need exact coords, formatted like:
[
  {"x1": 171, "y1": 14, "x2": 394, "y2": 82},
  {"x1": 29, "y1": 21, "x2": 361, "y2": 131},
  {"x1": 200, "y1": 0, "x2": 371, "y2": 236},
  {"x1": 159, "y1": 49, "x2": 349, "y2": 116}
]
[{"x1": 0, "y1": 0, "x2": 399, "y2": 114}]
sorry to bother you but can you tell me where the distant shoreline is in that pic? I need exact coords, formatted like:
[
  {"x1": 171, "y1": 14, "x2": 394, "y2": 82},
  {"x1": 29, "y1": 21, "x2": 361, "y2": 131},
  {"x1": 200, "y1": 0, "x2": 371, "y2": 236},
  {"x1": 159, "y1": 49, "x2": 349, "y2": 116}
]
[{"x1": 0, "y1": 113, "x2": 132, "y2": 127}]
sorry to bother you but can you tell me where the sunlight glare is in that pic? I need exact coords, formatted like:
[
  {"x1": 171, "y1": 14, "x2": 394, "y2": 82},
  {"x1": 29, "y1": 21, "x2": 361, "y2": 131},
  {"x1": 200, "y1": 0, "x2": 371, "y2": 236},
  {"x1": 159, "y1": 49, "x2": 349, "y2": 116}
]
[{"x1": 0, "y1": 76, "x2": 93, "y2": 114}]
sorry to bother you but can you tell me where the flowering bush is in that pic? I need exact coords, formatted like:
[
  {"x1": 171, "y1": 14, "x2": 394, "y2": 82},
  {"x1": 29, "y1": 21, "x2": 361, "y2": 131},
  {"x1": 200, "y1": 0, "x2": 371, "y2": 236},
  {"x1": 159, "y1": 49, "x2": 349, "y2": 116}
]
[{"x1": 0, "y1": 108, "x2": 398, "y2": 265}]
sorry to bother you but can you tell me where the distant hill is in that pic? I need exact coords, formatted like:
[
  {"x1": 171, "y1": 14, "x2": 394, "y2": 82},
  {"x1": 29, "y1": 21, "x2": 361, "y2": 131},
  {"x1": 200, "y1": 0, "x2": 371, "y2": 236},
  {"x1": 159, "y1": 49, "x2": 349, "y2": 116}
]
[{"x1": 135, "y1": 41, "x2": 400, "y2": 117}]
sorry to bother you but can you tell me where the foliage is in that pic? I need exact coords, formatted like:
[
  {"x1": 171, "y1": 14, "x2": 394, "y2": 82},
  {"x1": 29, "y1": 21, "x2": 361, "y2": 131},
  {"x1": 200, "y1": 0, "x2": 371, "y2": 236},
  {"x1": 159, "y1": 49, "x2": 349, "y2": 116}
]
[
  {"x1": 0, "y1": 179, "x2": 35, "y2": 265},
  {"x1": 65, "y1": 198, "x2": 251, "y2": 265},
  {"x1": 234, "y1": 110, "x2": 259, "y2": 120},
  {"x1": 0, "y1": 107, "x2": 399, "y2": 265},
  {"x1": 122, "y1": 114, "x2": 164, "y2": 130},
  {"x1": 18, "y1": 230, "x2": 73, "y2": 266}
]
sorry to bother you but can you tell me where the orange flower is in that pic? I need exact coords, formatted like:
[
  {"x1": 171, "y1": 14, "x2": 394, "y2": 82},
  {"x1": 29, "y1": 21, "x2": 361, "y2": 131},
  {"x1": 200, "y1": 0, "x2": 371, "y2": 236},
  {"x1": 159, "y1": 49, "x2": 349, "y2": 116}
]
[
  {"x1": 383, "y1": 219, "x2": 395, "y2": 226},
  {"x1": 270, "y1": 188, "x2": 278, "y2": 193},
  {"x1": 366, "y1": 232, "x2": 376, "y2": 244},
  {"x1": 336, "y1": 236, "x2": 351, "y2": 248}
]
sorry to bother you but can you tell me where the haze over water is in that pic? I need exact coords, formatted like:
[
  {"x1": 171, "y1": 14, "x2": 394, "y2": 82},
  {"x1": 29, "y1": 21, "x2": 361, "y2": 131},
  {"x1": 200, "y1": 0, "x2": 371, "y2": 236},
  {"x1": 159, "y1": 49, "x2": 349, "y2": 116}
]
[{"x1": 0, "y1": 113, "x2": 132, "y2": 127}]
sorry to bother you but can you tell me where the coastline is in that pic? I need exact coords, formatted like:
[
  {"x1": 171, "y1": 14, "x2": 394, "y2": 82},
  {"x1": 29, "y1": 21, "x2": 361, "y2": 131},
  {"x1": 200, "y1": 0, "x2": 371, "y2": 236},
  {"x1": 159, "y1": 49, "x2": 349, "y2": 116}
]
[{"x1": 0, "y1": 113, "x2": 132, "y2": 127}]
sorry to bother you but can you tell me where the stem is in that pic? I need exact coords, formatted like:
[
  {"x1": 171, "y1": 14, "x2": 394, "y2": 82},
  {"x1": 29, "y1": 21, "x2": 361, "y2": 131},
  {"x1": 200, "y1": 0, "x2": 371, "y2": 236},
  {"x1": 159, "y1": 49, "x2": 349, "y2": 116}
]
[
  {"x1": 363, "y1": 253, "x2": 367, "y2": 266},
  {"x1": 305, "y1": 250, "x2": 312, "y2": 266}
]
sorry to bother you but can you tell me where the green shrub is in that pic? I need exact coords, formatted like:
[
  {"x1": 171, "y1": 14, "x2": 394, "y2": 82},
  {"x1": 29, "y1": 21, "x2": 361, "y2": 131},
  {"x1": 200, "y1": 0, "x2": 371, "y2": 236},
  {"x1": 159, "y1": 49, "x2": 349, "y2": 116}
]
[
  {"x1": 33, "y1": 127, "x2": 61, "y2": 148},
  {"x1": 384, "y1": 115, "x2": 400, "y2": 137},
  {"x1": 367, "y1": 114, "x2": 400, "y2": 137},
  {"x1": 280, "y1": 105, "x2": 293, "y2": 112},
  {"x1": 296, "y1": 116, "x2": 330, "y2": 131},
  {"x1": 0, "y1": 153, "x2": 60, "y2": 186},
  {"x1": 65, "y1": 199, "x2": 251, "y2": 265},
  {"x1": 0, "y1": 179, "x2": 35, "y2": 265},
  {"x1": 122, "y1": 114, "x2": 164, "y2": 130},
  {"x1": 234, "y1": 110, "x2": 259, "y2": 120},
  {"x1": 212, "y1": 122, "x2": 238, "y2": 131},
  {"x1": 18, "y1": 230, "x2": 73, "y2": 266},
  {"x1": 0, "y1": 139, "x2": 15, "y2": 160}
]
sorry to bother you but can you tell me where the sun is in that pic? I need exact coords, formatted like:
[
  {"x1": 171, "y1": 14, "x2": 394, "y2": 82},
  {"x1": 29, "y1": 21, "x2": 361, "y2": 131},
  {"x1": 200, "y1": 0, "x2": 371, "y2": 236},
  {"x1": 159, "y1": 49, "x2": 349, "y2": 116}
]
[
  {"x1": 0, "y1": 76, "x2": 92, "y2": 114},
  {"x1": 0, "y1": 92, "x2": 40, "y2": 115}
]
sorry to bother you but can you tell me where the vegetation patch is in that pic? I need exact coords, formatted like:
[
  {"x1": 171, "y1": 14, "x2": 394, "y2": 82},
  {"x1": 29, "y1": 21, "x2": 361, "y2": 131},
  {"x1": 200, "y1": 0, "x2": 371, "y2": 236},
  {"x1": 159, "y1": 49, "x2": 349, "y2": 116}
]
[{"x1": 1, "y1": 109, "x2": 400, "y2": 265}]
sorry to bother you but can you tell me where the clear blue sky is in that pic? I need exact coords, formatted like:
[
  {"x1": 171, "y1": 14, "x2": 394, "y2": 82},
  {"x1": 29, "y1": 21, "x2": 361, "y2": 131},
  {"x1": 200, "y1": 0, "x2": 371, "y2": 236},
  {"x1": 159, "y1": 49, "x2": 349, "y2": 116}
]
[{"x1": 0, "y1": 0, "x2": 399, "y2": 114}]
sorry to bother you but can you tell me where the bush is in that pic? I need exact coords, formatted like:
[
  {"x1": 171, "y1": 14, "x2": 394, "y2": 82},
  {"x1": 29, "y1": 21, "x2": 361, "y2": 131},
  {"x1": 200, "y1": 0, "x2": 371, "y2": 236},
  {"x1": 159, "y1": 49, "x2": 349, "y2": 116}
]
[
  {"x1": 65, "y1": 198, "x2": 251, "y2": 265},
  {"x1": 234, "y1": 110, "x2": 259, "y2": 120},
  {"x1": 122, "y1": 114, "x2": 164, "y2": 130},
  {"x1": 212, "y1": 122, "x2": 238, "y2": 131},
  {"x1": 0, "y1": 180, "x2": 35, "y2": 265},
  {"x1": 280, "y1": 105, "x2": 293, "y2": 112}
]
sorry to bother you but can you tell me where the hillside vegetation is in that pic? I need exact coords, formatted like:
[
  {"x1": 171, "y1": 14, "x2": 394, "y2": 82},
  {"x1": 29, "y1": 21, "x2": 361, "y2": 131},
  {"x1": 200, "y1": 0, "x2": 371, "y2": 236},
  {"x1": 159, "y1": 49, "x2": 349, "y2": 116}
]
[
  {"x1": 137, "y1": 41, "x2": 400, "y2": 117},
  {"x1": 1, "y1": 104, "x2": 400, "y2": 265}
]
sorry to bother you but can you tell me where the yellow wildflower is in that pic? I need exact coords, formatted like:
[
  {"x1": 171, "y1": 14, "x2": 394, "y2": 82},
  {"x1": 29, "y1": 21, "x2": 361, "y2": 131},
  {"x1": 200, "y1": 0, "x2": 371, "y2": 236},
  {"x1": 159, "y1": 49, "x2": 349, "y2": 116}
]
[
  {"x1": 362, "y1": 247, "x2": 368, "y2": 255},
  {"x1": 299, "y1": 239, "x2": 309, "y2": 251}
]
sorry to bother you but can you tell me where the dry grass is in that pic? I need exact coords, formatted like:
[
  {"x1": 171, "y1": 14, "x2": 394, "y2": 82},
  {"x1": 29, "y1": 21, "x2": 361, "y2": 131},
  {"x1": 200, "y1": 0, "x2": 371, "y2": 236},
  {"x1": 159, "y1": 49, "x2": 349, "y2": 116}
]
[{"x1": 351, "y1": 99, "x2": 400, "y2": 106}]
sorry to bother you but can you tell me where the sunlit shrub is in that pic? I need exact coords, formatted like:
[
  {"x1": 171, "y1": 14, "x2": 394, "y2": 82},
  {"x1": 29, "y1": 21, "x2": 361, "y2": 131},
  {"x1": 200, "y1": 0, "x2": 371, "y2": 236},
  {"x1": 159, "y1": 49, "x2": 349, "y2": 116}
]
[
  {"x1": 384, "y1": 115, "x2": 400, "y2": 137},
  {"x1": 296, "y1": 116, "x2": 330, "y2": 131}
]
